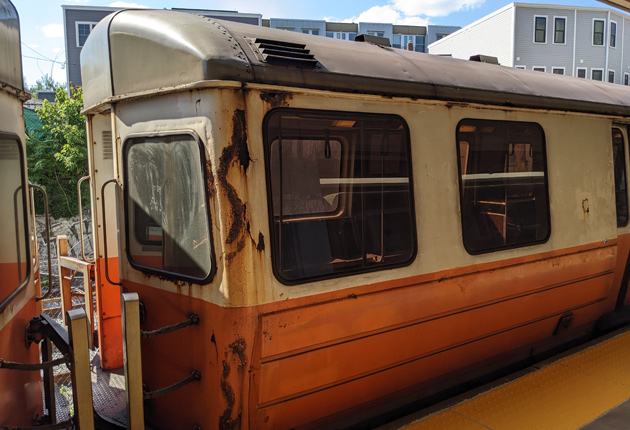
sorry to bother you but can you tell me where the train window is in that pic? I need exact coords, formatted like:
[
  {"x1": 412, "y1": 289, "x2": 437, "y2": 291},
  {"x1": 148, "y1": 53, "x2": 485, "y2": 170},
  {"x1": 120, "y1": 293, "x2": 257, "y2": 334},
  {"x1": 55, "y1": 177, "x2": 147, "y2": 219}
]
[
  {"x1": 265, "y1": 109, "x2": 416, "y2": 284},
  {"x1": 612, "y1": 128, "x2": 628, "y2": 227},
  {"x1": 0, "y1": 135, "x2": 29, "y2": 311},
  {"x1": 457, "y1": 120, "x2": 550, "y2": 254},
  {"x1": 123, "y1": 133, "x2": 214, "y2": 283}
]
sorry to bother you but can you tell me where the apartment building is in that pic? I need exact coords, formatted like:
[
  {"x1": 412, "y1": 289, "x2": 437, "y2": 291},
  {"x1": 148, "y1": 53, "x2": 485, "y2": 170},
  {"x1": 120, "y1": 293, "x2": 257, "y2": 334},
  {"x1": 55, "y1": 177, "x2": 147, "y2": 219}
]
[
  {"x1": 428, "y1": 3, "x2": 630, "y2": 84},
  {"x1": 62, "y1": 5, "x2": 459, "y2": 87}
]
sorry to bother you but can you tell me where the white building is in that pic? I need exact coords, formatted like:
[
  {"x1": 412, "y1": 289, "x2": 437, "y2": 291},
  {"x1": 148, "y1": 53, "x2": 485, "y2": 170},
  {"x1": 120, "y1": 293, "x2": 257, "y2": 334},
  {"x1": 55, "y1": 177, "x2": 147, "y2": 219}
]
[{"x1": 429, "y1": 3, "x2": 630, "y2": 84}]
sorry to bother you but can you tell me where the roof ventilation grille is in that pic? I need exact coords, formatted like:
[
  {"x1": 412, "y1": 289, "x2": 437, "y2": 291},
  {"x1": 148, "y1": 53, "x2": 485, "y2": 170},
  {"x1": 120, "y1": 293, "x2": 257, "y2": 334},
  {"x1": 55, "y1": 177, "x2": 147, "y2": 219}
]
[{"x1": 253, "y1": 38, "x2": 318, "y2": 68}]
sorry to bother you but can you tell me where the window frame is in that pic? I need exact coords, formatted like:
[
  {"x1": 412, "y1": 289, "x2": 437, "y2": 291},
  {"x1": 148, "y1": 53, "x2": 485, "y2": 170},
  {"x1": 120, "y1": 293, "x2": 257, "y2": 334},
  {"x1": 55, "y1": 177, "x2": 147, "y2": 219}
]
[
  {"x1": 455, "y1": 119, "x2": 551, "y2": 255},
  {"x1": 592, "y1": 68, "x2": 604, "y2": 81},
  {"x1": 75, "y1": 21, "x2": 97, "y2": 48},
  {"x1": 122, "y1": 130, "x2": 216, "y2": 285},
  {"x1": 534, "y1": 15, "x2": 547, "y2": 44},
  {"x1": 515, "y1": 65, "x2": 526, "y2": 70},
  {"x1": 0, "y1": 132, "x2": 31, "y2": 313},
  {"x1": 612, "y1": 127, "x2": 629, "y2": 227},
  {"x1": 532, "y1": 66, "x2": 546, "y2": 72},
  {"x1": 576, "y1": 67, "x2": 587, "y2": 78},
  {"x1": 553, "y1": 16, "x2": 567, "y2": 44},
  {"x1": 593, "y1": 19, "x2": 605, "y2": 46},
  {"x1": 552, "y1": 67, "x2": 565, "y2": 75},
  {"x1": 624, "y1": 73, "x2": 629, "y2": 85},
  {"x1": 610, "y1": 20, "x2": 617, "y2": 48},
  {"x1": 263, "y1": 108, "x2": 417, "y2": 285},
  {"x1": 609, "y1": 70, "x2": 616, "y2": 83}
]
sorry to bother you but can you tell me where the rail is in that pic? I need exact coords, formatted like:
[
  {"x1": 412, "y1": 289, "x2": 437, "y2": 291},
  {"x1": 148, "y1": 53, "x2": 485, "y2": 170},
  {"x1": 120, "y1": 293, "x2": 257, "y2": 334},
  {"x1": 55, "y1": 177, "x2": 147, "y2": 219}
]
[
  {"x1": 29, "y1": 183, "x2": 52, "y2": 301},
  {"x1": 56, "y1": 235, "x2": 95, "y2": 349},
  {"x1": 76, "y1": 176, "x2": 95, "y2": 263}
]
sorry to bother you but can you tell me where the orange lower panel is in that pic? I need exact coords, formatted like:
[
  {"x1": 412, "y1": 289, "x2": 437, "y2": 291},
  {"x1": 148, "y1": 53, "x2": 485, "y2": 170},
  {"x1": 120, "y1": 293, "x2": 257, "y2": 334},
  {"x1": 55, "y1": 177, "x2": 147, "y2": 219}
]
[
  {"x1": 0, "y1": 296, "x2": 42, "y2": 427},
  {"x1": 95, "y1": 257, "x2": 123, "y2": 369},
  {"x1": 121, "y1": 241, "x2": 617, "y2": 429},
  {"x1": 0, "y1": 261, "x2": 29, "y2": 306}
]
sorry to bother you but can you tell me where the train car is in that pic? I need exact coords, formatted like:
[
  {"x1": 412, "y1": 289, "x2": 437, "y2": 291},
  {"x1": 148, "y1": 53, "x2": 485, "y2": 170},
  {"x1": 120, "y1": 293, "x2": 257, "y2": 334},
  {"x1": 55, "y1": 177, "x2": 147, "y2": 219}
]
[
  {"x1": 0, "y1": 0, "x2": 43, "y2": 425},
  {"x1": 80, "y1": 9, "x2": 630, "y2": 429}
]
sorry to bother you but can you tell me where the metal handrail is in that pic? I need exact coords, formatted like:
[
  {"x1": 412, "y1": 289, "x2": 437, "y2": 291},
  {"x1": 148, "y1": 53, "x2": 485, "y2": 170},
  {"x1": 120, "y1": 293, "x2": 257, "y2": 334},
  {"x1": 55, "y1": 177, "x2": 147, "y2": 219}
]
[
  {"x1": 30, "y1": 183, "x2": 53, "y2": 301},
  {"x1": 101, "y1": 179, "x2": 122, "y2": 286},
  {"x1": 77, "y1": 175, "x2": 95, "y2": 263}
]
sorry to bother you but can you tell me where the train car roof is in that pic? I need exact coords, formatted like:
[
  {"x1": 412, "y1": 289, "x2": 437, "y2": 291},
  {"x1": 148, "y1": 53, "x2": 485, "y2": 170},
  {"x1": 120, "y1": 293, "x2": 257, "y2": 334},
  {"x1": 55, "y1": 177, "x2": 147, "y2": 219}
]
[
  {"x1": 0, "y1": 0, "x2": 23, "y2": 92},
  {"x1": 81, "y1": 9, "x2": 630, "y2": 117}
]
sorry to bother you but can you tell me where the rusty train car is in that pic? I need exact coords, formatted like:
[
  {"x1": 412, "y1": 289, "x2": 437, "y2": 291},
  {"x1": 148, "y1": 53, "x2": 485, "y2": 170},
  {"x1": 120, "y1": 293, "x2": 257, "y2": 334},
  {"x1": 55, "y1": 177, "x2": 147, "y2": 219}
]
[
  {"x1": 0, "y1": 0, "x2": 44, "y2": 425},
  {"x1": 78, "y1": 9, "x2": 630, "y2": 429}
]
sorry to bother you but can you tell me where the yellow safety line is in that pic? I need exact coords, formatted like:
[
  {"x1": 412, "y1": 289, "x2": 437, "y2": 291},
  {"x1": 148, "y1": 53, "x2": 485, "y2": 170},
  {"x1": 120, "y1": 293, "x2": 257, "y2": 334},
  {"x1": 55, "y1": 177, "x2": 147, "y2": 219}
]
[{"x1": 403, "y1": 332, "x2": 630, "y2": 430}]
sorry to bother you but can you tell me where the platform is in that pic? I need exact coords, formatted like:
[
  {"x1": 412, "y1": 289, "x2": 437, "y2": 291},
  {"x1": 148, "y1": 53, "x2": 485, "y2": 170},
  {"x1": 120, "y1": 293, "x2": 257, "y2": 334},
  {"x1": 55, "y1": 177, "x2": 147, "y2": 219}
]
[{"x1": 380, "y1": 327, "x2": 630, "y2": 430}]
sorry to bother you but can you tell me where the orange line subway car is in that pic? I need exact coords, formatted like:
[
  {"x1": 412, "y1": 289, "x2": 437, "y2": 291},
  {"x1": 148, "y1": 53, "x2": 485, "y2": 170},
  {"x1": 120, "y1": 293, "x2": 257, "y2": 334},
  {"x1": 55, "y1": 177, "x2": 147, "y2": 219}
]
[
  {"x1": 81, "y1": 9, "x2": 630, "y2": 429},
  {"x1": 0, "y1": 0, "x2": 43, "y2": 425}
]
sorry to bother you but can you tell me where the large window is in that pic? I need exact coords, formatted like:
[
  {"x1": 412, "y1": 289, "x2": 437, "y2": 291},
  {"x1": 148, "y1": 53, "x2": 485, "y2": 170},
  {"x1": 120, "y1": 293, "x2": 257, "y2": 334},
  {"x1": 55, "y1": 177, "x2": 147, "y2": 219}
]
[
  {"x1": 0, "y1": 135, "x2": 29, "y2": 311},
  {"x1": 554, "y1": 17, "x2": 566, "y2": 44},
  {"x1": 612, "y1": 128, "x2": 628, "y2": 227},
  {"x1": 265, "y1": 110, "x2": 415, "y2": 283},
  {"x1": 457, "y1": 120, "x2": 550, "y2": 254},
  {"x1": 393, "y1": 34, "x2": 426, "y2": 52},
  {"x1": 611, "y1": 21, "x2": 617, "y2": 47},
  {"x1": 534, "y1": 16, "x2": 547, "y2": 43},
  {"x1": 325, "y1": 32, "x2": 358, "y2": 41},
  {"x1": 593, "y1": 19, "x2": 605, "y2": 46},
  {"x1": 76, "y1": 22, "x2": 97, "y2": 47},
  {"x1": 124, "y1": 133, "x2": 214, "y2": 282}
]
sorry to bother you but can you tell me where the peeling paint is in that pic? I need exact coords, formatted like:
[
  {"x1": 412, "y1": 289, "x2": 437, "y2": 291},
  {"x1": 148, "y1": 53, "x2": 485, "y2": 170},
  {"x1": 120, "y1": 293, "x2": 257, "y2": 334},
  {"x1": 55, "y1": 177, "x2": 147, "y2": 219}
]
[{"x1": 259, "y1": 91, "x2": 292, "y2": 108}]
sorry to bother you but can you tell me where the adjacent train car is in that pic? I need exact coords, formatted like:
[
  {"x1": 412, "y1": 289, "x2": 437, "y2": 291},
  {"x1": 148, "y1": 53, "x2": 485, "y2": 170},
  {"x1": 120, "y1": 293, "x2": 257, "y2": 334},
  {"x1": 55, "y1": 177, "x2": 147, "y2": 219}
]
[
  {"x1": 80, "y1": 9, "x2": 630, "y2": 429},
  {"x1": 0, "y1": 0, "x2": 43, "y2": 425}
]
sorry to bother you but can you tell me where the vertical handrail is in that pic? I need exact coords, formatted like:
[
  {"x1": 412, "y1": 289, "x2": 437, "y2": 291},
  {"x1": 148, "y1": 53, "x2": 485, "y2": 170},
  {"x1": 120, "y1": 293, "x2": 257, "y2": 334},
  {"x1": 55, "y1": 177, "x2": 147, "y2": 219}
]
[
  {"x1": 67, "y1": 308, "x2": 95, "y2": 430},
  {"x1": 30, "y1": 183, "x2": 53, "y2": 301},
  {"x1": 56, "y1": 236, "x2": 73, "y2": 326},
  {"x1": 122, "y1": 292, "x2": 145, "y2": 429},
  {"x1": 77, "y1": 175, "x2": 95, "y2": 263},
  {"x1": 101, "y1": 179, "x2": 122, "y2": 286}
]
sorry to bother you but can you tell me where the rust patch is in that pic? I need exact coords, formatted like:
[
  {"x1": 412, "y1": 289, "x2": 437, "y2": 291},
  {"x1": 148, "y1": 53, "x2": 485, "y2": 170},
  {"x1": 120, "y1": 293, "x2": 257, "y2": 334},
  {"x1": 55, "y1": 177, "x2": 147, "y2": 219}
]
[
  {"x1": 218, "y1": 110, "x2": 250, "y2": 252},
  {"x1": 206, "y1": 159, "x2": 215, "y2": 198},
  {"x1": 256, "y1": 232, "x2": 265, "y2": 252},
  {"x1": 229, "y1": 337, "x2": 248, "y2": 367},
  {"x1": 259, "y1": 91, "x2": 292, "y2": 108}
]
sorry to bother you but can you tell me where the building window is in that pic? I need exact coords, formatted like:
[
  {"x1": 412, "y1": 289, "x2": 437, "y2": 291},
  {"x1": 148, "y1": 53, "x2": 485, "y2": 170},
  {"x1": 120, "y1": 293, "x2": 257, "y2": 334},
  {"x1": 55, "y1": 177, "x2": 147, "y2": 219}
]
[
  {"x1": 367, "y1": 31, "x2": 385, "y2": 37},
  {"x1": 515, "y1": 65, "x2": 526, "y2": 69},
  {"x1": 534, "y1": 16, "x2": 547, "y2": 43},
  {"x1": 625, "y1": 73, "x2": 629, "y2": 85},
  {"x1": 392, "y1": 34, "x2": 426, "y2": 52},
  {"x1": 326, "y1": 31, "x2": 357, "y2": 41},
  {"x1": 76, "y1": 22, "x2": 97, "y2": 47},
  {"x1": 436, "y1": 33, "x2": 447, "y2": 40},
  {"x1": 577, "y1": 68, "x2": 587, "y2": 78},
  {"x1": 533, "y1": 66, "x2": 546, "y2": 72},
  {"x1": 609, "y1": 70, "x2": 616, "y2": 83},
  {"x1": 592, "y1": 69, "x2": 604, "y2": 81},
  {"x1": 593, "y1": 19, "x2": 605, "y2": 46},
  {"x1": 611, "y1": 21, "x2": 617, "y2": 47},
  {"x1": 457, "y1": 119, "x2": 550, "y2": 254},
  {"x1": 552, "y1": 67, "x2": 565, "y2": 75},
  {"x1": 612, "y1": 128, "x2": 628, "y2": 227},
  {"x1": 0, "y1": 134, "x2": 30, "y2": 310},
  {"x1": 124, "y1": 132, "x2": 214, "y2": 283},
  {"x1": 277, "y1": 27, "x2": 295, "y2": 31},
  {"x1": 265, "y1": 109, "x2": 416, "y2": 283},
  {"x1": 554, "y1": 17, "x2": 566, "y2": 44},
  {"x1": 302, "y1": 29, "x2": 320, "y2": 35}
]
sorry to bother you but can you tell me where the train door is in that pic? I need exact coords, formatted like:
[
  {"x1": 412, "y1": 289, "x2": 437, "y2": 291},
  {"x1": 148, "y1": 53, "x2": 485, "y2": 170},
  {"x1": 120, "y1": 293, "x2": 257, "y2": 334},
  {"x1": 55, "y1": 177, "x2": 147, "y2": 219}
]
[
  {"x1": 85, "y1": 112, "x2": 123, "y2": 369},
  {"x1": 0, "y1": 0, "x2": 43, "y2": 424},
  {"x1": 611, "y1": 124, "x2": 630, "y2": 309}
]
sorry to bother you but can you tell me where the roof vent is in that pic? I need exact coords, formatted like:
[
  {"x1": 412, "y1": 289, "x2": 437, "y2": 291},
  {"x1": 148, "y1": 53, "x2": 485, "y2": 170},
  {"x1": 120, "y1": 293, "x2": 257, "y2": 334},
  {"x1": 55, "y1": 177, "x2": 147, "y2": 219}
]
[
  {"x1": 354, "y1": 34, "x2": 391, "y2": 47},
  {"x1": 252, "y1": 38, "x2": 318, "y2": 68},
  {"x1": 469, "y1": 54, "x2": 499, "y2": 65}
]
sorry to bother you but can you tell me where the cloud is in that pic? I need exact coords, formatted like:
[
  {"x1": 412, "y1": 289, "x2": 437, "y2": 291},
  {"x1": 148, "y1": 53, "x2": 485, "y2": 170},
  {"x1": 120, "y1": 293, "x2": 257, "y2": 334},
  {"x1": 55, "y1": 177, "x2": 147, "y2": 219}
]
[
  {"x1": 108, "y1": 1, "x2": 149, "y2": 7},
  {"x1": 41, "y1": 24, "x2": 64, "y2": 38},
  {"x1": 344, "y1": 5, "x2": 429, "y2": 25},
  {"x1": 391, "y1": 0, "x2": 486, "y2": 18}
]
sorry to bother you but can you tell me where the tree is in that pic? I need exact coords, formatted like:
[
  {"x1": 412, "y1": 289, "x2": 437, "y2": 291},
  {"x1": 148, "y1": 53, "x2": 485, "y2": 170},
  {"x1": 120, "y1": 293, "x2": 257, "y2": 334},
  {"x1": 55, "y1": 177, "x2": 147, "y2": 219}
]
[
  {"x1": 27, "y1": 86, "x2": 87, "y2": 218},
  {"x1": 27, "y1": 74, "x2": 61, "y2": 98}
]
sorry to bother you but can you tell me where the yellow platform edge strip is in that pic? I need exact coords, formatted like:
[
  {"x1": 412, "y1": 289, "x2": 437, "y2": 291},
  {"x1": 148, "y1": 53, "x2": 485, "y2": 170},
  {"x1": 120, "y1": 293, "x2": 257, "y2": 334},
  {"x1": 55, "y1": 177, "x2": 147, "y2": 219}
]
[{"x1": 403, "y1": 332, "x2": 630, "y2": 430}]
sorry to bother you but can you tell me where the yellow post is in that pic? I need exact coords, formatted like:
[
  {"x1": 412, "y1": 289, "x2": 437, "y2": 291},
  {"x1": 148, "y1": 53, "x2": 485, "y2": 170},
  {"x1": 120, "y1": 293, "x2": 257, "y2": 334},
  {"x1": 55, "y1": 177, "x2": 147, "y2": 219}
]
[
  {"x1": 56, "y1": 235, "x2": 73, "y2": 325},
  {"x1": 122, "y1": 292, "x2": 145, "y2": 429},
  {"x1": 67, "y1": 308, "x2": 94, "y2": 430}
]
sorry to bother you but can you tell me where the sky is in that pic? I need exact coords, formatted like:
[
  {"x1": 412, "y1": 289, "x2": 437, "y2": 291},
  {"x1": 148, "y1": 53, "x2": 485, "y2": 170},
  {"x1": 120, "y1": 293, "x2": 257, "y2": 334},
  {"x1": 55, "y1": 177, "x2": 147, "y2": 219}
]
[{"x1": 12, "y1": 0, "x2": 612, "y2": 88}]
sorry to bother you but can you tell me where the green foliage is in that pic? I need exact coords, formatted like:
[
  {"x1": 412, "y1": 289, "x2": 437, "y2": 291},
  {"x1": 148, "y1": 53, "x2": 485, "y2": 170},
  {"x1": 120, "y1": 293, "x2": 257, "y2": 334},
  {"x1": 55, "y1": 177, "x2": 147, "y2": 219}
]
[
  {"x1": 27, "y1": 73, "x2": 60, "y2": 98},
  {"x1": 27, "y1": 87, "x2": 87, "y2": 218}
]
